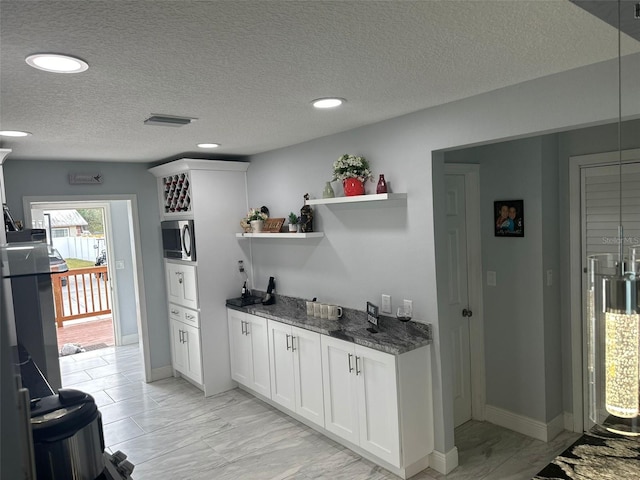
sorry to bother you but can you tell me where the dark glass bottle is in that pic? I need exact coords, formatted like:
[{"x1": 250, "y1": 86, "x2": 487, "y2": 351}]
[{"x1": 376, "y1": 174, "x2": 387, "y2": 194}]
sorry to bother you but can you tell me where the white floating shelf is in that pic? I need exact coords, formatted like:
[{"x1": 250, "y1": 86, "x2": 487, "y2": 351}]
[
  {"x1": 236, "y1": 232, "x2": 324, "y2": 239},
  {"x1": 305, "y1": 193, "x2": 407, "y2": 205}
]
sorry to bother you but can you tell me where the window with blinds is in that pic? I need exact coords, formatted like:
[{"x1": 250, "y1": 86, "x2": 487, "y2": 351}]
[{"x1": 582, "y1": 163, "x2": 640, "y2": 259}]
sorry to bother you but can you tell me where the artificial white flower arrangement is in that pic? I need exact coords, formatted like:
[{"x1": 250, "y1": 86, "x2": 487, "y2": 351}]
[
  {"x1": 246, "y1": 208, "x2": 268, "y2": 222},
  {"x1": 331, "y1": 154, "x2": 373, "y2": 182}
]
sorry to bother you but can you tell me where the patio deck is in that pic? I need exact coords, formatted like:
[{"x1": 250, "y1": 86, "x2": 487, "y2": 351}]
[{"x1": 56, "y1": 315, "x2": 114, "y2": 354}]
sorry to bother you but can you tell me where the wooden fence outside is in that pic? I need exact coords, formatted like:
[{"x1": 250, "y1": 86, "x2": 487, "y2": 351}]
[{"x1": 51, "y1": 266, "x2": 111, "y2": 327}]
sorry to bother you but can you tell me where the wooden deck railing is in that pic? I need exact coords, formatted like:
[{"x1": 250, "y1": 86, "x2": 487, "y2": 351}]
[{"x1": 51, "y1": 266, "x2": 111, "y2": 327}]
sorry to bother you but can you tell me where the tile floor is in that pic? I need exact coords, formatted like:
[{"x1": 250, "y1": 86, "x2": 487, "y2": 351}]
[{"x1": 60, "y1": 344, "x2": 580, "y2": 480}]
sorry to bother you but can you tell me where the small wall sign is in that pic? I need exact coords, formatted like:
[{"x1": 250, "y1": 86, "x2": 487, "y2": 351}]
[{"x1": 69, "y1": 173, "x2": 103, "y2": 184}]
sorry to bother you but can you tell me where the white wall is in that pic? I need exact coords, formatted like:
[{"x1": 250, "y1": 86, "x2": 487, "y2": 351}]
[{"x1": 3, "y1": 160, "x2": 167, "y2": 369}]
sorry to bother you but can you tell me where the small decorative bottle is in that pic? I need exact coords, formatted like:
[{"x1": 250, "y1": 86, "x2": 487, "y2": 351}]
[
  {"x1": 300, "y1": 193, "x2": 314, "y2": 232},
  {"x1": 322, "y1": 181, "x2": 335, "y2": 199},
  {"x1": 376, "y1": 174, "x2": 388, "y2": 194}
]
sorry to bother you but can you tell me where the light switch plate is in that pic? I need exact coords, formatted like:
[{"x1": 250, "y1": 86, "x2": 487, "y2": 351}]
[
  {"x1": 487, "y1": 271, "x2": 496, "y2": 287},
  {"x1": 115, "y1": 260, "x2": 125, "y2": 270},
  {"x1": 547, "y1": 269, "x2": 553, "y2": 286},
  {"x1": 381, "y1": 294, "x2": 391, "y2": 314}
]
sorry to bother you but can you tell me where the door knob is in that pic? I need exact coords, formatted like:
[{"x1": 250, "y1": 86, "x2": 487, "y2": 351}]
[{"x1": 462, "y1": 308, "x2": 473, "y2": 318}]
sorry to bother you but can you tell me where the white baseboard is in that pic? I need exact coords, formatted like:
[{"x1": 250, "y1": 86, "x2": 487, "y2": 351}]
[
  {"x1": 563, "y1": 411, "x2": 574, "y2": 431},
  {"x1": 120, "y1": 333, "x2": 139, "y2": 345},
  {"x1": 485, "y1": 405, "x2": 565, "y2": 442},
  {"x1": 428, "y1": 447, "x2": 459, "y2": 475},
  {"x1": 149, "y1": 365, "x2": 173, "y2": 382}
]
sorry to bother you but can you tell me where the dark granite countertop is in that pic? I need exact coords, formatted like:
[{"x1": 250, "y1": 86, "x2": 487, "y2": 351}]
[{"x1": 226, "y1": 294, "x2": 432, "y2": 355}]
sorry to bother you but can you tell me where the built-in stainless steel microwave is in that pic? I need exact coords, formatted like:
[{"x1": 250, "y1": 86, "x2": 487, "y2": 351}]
[{"x1": 161, "y1": 220, "x2": 196, "y2": 261}]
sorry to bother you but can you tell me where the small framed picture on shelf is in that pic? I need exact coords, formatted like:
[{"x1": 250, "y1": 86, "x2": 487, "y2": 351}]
[
  {"x1": 262, "y1": 217, "x2": 285, "y2": 233},
  {"x1": 494, "y1": 200, "x2": 524, "y2": 237}
]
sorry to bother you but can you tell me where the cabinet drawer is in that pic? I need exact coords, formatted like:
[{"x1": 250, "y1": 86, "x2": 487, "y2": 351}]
[{"x1": 169, "y1": 303, "x2": 200, "y2": 328}]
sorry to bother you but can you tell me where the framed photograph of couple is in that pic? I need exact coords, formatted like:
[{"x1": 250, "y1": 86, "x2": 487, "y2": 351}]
[{"x1": 494, "y1": 200, "x2": 524, "y2": 237}]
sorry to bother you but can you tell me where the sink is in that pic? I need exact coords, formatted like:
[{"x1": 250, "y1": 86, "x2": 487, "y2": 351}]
[{"x1": 226, "y1": 296, "x2": 263, "y2": 307}]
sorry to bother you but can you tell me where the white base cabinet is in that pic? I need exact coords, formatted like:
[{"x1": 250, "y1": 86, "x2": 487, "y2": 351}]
[
  {"x1": 169, "y1": 303, "x2": 202, "y2": 384},
  {"x1": 267, "y1": 320, "x2": 324, "y2": 428},
  {"x1": 228, "y1": 309, "x2": 271, "y2": 398},
  {"x1": 226, "y1": 308, "x2": 433, "y2": 479},
  {"x1": 321, "y1": 335, "x2": 400, "y2": 466}
]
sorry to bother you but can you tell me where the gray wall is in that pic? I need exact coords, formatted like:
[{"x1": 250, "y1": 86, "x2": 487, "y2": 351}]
[
  {"x1": 2, "y1": 160, "x2": 168, "y2": 369},
  {"x1": 110, "y1": 200, "x2": 138, "y2": 339},
  {"x1": 246, "y1": 53, "x2": 640, "y2": 454},
  {"x1": 2, "y1": 52, "x2": 639, "y2": 457}
]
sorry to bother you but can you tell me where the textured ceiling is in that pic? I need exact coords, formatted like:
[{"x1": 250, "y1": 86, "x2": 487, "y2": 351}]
[{"x1": 1, "y1": 0, "x2": 639, "y2": 163}]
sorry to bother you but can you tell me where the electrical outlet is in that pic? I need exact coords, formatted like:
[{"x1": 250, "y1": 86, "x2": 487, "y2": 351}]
[
  {"x1": 547, "y1": 269, "x2": 553, "y2": 287},
  {"x1": 381, "y1": 294, "x2": 391, "y2": 314},
  {"x1": 115, "y1": 260, "x2": 125, "y2": 270},
  {"x1": 238, "y1": 260, "x2": 245, "y2": 273},
  {"x1": 403, "y1": 299, "x2": 412, "y2": 313}
]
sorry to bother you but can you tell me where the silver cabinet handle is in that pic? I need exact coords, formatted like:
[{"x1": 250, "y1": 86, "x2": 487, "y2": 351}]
[
  {"x1": 355, "y1": 356, "x2": 361, "y2": 376},
  {"x1": 291, "y1": 336, "x2": 296, "y2": 352},
  {"x1": 286, "y1": 334, "x2": 291, "y2": 351},
  {"x1": 183, "y1": 330, "x2": 188, "y2": 343},
  {"x1": 171, "y1": 309, "x2": 179, "y2": 315},
  {"x1": 241, "y1": 321, "x2": 246, "y2": 335},
  {"x1": 185, "y1": 314, "x2": 195, "y2": 320},
  {"x1": 179, "y1": 330, "x2": 184, "y2": 343},
  {"x1": 245, "y1": 322, "x2": 250, "y2": 335},
  {"x1": 348, "y1": 353, "x2": 353, "y2": 373}
]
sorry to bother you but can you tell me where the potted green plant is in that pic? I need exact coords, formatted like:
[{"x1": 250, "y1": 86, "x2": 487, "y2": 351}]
[
  {"x1": 288, "y1": 212, "x2": 299, "y2": 232},
  {"x1": 245, "y1": 208, "x2": 268, "y2": 233}
]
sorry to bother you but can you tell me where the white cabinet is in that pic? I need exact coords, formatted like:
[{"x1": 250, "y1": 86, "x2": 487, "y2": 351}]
[
  {"x1": 321, "y1": 335, "x2": 400, "y2": 466},
  {"x1": 169, "y1": 303, "x2": 202, "y2": 384},
  {"x1": 267, "y1": 320, "x2": 324, "y2": 427},
  {"x1": 228, "y1": 310, "x2": 271, "y2": 398},
  {"x1": 166, "y1": 261, "x2": 198, "y2": 310}
]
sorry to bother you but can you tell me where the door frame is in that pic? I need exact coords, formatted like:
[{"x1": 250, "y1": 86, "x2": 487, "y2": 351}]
[
  {"x1": 568, "y1": 148, "x2": 640, "y2": 433},
  {"x1": 444, "y1": 164, "x2": 486, "y2": 421},
  {"x1": 22, "y1": 194, "x2": 152, "y2": 382}
]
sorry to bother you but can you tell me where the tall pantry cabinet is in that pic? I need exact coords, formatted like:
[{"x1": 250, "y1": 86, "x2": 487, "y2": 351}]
[{"x1": 149, "y1": 159, "x2": 250, "y2": 396}]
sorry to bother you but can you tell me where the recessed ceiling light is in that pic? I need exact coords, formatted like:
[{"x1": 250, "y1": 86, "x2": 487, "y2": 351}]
[
  {"x1": 197, "y1": 143, "x2": 221, "y2": 149},
  {"x1": 25, "y1": 53, "x2": 89, "y2": 73},
  {"x1": 0, "y1": 130, "x2": 31, "y2": 137},
  {"x1": 311, "y1": 98, "x2": 345, "y2": 109}
]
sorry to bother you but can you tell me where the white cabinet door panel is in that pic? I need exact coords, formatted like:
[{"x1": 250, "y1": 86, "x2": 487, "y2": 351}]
[
  {"x1": 268, "y1": 320, "x2": 295, "y2": 409},
  {"x1": 228, "y1": 310, "x2": 251, "y2": 385},
  {"x1": 247, "y1": 314, "x2": 271, "y2": 398},
  {"x1": 183, "y1": 323, "x2": 202, "y2": 383},
  {"x1": 356, "y1": 345, "x2": 400, "y2": 466},
  {"x1": 293, "y1": 326, "x2": 324, "y2": 427},
  {"x1": 171, "y1": 318, "x2": 187, "y2": 373},
  {"x1": 321, "y1": 336, "x2": 359, "y2": 444}
]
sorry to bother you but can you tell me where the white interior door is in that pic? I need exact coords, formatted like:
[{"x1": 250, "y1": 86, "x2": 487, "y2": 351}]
[{"x1": 446, "y1": 174, "x2": 472, "y2": 428}]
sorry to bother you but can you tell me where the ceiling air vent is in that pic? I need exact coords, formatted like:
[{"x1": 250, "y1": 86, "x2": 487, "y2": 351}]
[{"x1": 143, "y1": 114, "x2": 197, "y2": 127}]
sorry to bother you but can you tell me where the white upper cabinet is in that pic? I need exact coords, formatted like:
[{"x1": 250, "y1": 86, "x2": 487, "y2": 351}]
[{"x1": 165, "y1": 261, "x2": 198, "y2": 311}]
